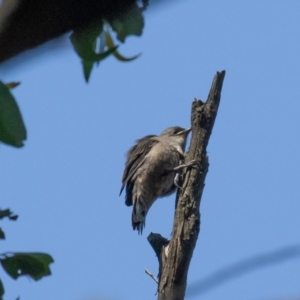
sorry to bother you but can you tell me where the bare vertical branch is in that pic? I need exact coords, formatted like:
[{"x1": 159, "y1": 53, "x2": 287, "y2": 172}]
[{"x1": 148, "y1": 71, "x2": 226, "y2": 300}]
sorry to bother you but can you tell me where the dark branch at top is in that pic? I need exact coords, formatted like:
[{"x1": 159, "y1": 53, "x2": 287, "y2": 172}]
[{"x1": 0, "y1": 0, "x2": 136, "y2": 63}]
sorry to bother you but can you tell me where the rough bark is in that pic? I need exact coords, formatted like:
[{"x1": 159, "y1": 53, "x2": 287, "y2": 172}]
[{"x1": 148, "y1": 70, "x2": 225, "y2": 300}]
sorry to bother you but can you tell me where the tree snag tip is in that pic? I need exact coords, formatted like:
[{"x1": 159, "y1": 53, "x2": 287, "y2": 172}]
[{"x1": 148, "y1": 71, "x2": 226, "y2": 300}]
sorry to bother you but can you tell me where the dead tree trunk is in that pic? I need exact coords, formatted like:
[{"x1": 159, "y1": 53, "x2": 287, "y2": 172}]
[{"x1": 148, "y1": 70, "x2": 226, "y2": 300}]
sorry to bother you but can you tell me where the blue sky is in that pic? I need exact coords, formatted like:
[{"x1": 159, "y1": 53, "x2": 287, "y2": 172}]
[{"x1": 1, "y1": 1, "x2": 300, "y2": 299}]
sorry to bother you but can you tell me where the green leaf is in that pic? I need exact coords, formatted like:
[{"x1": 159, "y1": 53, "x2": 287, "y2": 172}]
[
  {"x1": 0, "y1": 82, "x2": 27, "y2": 147},
  {"x1": 0, "y1": 278, "x2": 4, "y2": 299},
  {"x1": 109, "y1": 4, "x2": 144, "y2": 43},
  {"x1": 105, "y1": 31, "x2": 140, "y2": 62},
  {"x1": 1, "y1": 253, "x2": 54, "y2": 281},
  {"x1": 0, "y1": 209, "x2": 18, "y2": 221},
  {"x1": 70, "y1": 22, "x2": 103, "y2": 61},
  {"x1": 82, "y1": 60, "x2": 94, "y2": 83},
  {"x1": 70, "y1": 22, "x2": 118, "y2": 81},
  {"x1": 80, "y1": 46, "x2": 117, "y2": 82},
  {"x1": 5, "y1": 82, "x2": 20, "y2": 89},
  {"x1": 0, "y1": 229, "x2": 5, "y2": 240}
]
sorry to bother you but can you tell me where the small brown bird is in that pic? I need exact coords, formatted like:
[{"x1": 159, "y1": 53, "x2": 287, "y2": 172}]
[{"x1": 120, "y1": 126, "x2": 192, "y2": 234}]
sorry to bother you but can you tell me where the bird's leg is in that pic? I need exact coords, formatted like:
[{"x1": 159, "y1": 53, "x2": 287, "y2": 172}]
[
  {"x1": 173, "y1": 160, "x2": 198, "y2": 189},
  {"x1": 162, "y1": 160, "x2": 198, "y2": 188},
  {"x1": 173, "y1": 159, "x2": 197, "y2": 171}
]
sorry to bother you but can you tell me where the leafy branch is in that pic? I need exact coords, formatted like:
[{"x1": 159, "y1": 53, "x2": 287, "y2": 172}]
[
  {"x1": 0, "y1": 209, "x2": 53, "y2": 300},
  {"x1": 70, "y1": 2, "x2": 144, "y2": 82}
]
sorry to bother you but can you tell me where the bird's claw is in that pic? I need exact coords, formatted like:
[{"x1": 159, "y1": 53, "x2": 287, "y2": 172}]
[
  {"x1": 173, "y1": 160, "x2": 199, "y2": 189},
  {"x1": 174, "y1": 173, "x2": 183, "y2": 189}
]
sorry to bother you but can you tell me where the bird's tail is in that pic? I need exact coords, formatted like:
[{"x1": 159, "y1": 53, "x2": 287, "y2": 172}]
[{"x1": 132, "y1": 200, "x2": 147, "y2": 235}]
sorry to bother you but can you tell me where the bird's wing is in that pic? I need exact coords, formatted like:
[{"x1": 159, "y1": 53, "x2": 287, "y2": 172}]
[{"x1": 120, "y1": 135, "x2": 158, "y2": 197}]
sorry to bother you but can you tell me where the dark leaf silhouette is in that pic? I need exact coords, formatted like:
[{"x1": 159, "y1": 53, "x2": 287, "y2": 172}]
[
  {"x1": 0, "y1": 229, "x2": 5, "y2": 240},
  {"x1": 0, "y1": 279, "x2": 4, "y2": 299},
  {"x1": 0, "y1": 82, "x2": 26, "y2": 147},
  {"x1": 0, "y1": 209, "x2": 18, "y2": 221},
  {"x1": 1, "y1": 253, "x2": 54, "y2": 281}
]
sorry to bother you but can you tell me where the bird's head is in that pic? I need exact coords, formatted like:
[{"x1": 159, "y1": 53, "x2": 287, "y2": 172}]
[{"x1": 160, "y1": 126, "x2": 191, "y2": 150}]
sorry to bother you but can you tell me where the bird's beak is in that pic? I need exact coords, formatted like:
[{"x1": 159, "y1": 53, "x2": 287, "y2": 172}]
[{"x1": 177, "y1": 128, "x2": 192, "y2": 135}]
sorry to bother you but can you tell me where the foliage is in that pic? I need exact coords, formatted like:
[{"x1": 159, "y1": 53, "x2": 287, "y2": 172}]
[
  {"x1": 1, "y1": 253, "x2": 53, "y2": 281},
  {"x1": 0, "y1": 209, "x2": 53, "y2": 300},
  {"x1": 70, "y1": 2, "x2": 144, "y2": 82},
  {"x1": 0, "y1": 2, "x2": 146, "y2": 149},
  {"x1": 0, "y1": 3, "x2": 144, "y2": 297},
  {"x1": 0, "y1": 209, "x2": 18, "y2": 221},
  {"x1": 0, "y1": 82, "x2": 26, "y2": 148}
]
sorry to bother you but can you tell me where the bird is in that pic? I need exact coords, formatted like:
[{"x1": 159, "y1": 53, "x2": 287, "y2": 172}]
[{"x1": 120, "y1": 126, "x2": 192, "y2": 234}]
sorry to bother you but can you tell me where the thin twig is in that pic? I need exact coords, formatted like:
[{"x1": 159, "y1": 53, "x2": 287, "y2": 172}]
[{"x1": 145, "y1": 269, "x2": 159, "y2": 284}]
